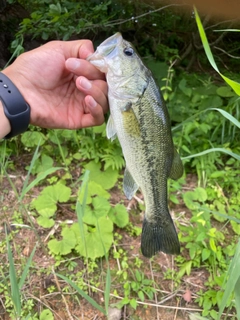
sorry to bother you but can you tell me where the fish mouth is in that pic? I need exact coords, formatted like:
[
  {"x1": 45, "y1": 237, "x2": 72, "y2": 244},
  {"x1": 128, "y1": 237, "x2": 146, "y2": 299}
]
[{"x1": 87, "y1": 33, "x2": 123, "y2": 72}]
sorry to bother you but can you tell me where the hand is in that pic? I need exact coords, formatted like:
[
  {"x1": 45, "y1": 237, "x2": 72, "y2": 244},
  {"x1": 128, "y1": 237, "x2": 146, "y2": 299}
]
[{"x1": 2, "y1": 40, "x2": 108, "y2": 129}]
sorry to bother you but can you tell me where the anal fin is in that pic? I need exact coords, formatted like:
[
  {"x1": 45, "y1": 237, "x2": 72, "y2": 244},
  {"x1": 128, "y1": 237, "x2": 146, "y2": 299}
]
[
  {"x1": 123, "y1": 168, "x2": 139, "y2": 200},
  {"x1": 169, "y1": 147, "x2": 183, "y2": 180}
]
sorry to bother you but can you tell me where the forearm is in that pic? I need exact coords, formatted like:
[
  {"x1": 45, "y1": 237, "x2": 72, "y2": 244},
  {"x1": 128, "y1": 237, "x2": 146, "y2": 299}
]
[{"x1": 0, "y1": 100, "x2": 11, "y2": 139}]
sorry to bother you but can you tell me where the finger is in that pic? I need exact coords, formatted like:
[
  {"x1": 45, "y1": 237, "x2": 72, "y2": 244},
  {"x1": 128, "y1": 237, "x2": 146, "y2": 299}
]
[
  {"x1": 44, "y1": 40, "x2": 94, "y2": 59},
  {"x1": 76, "y1": 76, "x2": 109, "y2": 114},
  {"x1": 78, "y1": 41, "x2": 95, "y2": 59},
  {"x1": 65, "y1": 58, "x2": 105, "y2": 80},
  {"x1": 80, "y1": 96, "x2": 105, "y2": 127}
]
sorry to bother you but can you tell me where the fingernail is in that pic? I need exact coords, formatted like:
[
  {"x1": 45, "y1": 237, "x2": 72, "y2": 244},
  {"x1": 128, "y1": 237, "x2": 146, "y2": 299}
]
[
  {"x1": 66, "y1": 58, "x2": 81, "y2": 70},
  {"x1": 87, "y1": 96, "x2": 97, "y2": 108},
  {"x1": 80, "y1": 77, "x2": 92, "y2": 90}
]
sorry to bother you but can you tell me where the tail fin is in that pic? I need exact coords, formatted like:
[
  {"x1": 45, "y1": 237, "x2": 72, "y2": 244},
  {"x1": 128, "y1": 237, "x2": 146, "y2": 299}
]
[{"x1": 141, "y1": 217, "x2": 180, "y2": 258}]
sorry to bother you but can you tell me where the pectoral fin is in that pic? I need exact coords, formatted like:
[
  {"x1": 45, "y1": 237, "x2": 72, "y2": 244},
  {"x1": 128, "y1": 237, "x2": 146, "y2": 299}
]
[
  {"x1": 106, "y1": 115, "x2": 117, "y2": 141},
  {"x1": 169, "y1": 147, "x2": 184, "y2": 180},
  {"x1": 123, "y1": 168, "x2": 139, "y2": 200}
]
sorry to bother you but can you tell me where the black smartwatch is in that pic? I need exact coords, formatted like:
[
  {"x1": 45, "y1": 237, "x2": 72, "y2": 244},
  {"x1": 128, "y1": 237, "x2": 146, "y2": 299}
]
[{"x1": 0, "y1": 72, "x2": 30, "y2": 139}]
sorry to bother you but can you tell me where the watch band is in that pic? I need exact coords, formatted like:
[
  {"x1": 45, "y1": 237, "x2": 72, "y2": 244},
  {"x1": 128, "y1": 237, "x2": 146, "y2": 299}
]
[{"x1": 0, "y1": 72, "x2": 30, "y2": 139}]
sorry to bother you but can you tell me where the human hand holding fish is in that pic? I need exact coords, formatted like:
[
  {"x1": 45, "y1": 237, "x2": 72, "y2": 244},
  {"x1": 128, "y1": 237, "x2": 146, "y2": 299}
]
[{"x1": 88, "y1": 33, "x2": 183, "y2": 258}]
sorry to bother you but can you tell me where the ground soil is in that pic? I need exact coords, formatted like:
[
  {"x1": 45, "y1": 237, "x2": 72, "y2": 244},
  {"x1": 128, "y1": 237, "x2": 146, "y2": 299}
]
[{"x1": 0, "y1": 154, "x2": 211, "y2": 320}]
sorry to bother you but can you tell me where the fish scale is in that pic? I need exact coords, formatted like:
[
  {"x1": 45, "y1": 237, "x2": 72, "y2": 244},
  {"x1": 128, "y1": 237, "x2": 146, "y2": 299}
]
[{"x1": 88, "y1": 32, "x2": 183, "y2": 258}]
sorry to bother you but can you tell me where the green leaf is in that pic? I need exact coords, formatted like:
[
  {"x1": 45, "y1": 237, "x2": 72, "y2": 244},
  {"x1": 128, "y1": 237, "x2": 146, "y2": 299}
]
[
  {"x1": 83, "y1": 197, "x2": 111, "y2": 225},
  {"x1": 21, "y1": 131, "x2": 46, "y2": 147},
  {"x1": 37, "y1": 216, "x2": 55, "y2": 228},
  {"x1": 177, "y1": 261, "x2": 192, "y2": 278},
  {"x1": 135, "y1": 270, "x2": 142, "y2": 282},
  {"x1": 130, "y1": 298, "x2": 137, "y2": 309},
  {"x1": 138, "y1": 291, "x2": 145, "y2": 302},
  {"x1": 216, "y1": 86, "x2": 236, "y2": 97},
  {"x1": 34, "y1": 154, "x2": 54, "y2": 174},
  {"x1": 48, "y1": 227, "x2": 76, "y2": 255},
  {"x1": 209, "y1": 238, "x2": 217, "y2": 253},
  {"x1": 78, "y1": 180, "x2": 110, "y2": 205},
  {"x1": 108, "y1": 204, "x2": 129, "y2": 228},
  {"x1": 33, "y1": 183, "x2": 71, "y2": 216},
  {"x1": 202, "y1": 248, "x2": 211, "y2": 261},
  {"x1": 230, "y1": 221, "x2": 240, "y2": 235},
  {"x1": 40, "y1": 309, "x2": 54, "y2": 320},
  {"x1": 183, "y1": 187, "x2": 207, "y2": 210},
  {"x1": 179, "y1": 78, "x2": 192, "y2": 97},
  {"x1": 85, "y1": 161, "x2": 119, "y2": 190},
  {"x1": 73, "y1": 216, "x2": 114, "y2": 259}
]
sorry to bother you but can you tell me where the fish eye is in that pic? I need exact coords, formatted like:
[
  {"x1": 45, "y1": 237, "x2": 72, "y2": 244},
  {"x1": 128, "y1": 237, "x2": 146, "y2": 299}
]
[{"x1": 123, "y1": 47, "x2": 134, "y2": 56}]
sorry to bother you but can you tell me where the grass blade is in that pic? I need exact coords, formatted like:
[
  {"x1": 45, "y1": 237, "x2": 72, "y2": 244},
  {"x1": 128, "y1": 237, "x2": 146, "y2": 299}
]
[
  {"x1": 20, "y1": 141, "x2": 41, "y2": 199},
  {"x1": 209, "y1": 108, "x2": 240, "y2": 129},
  {"x1": 56, "y1": 273, "x2": 107, "y2": 315},
  {"x1": 19, "y1": 139, "x2": 64, "y2": 200},
  {"x1": 20, "y1": 167, "x2": 63, "y2": 200},
  {"x1": 235, "y1": 276, "x2": 240, "y2": 319},
  {"x1": 173, "y1": 106, "x2": 240, "y2": 133},
  {"x1": 215, "y1": 29, "x2": 240, "y2": 32},
  {"x1": 95, "y1": 218, "x2": 111, "y2": 316},
  {"x1": 78, "y1": 170, "x2": 90, "y2": 214},
  {"x1": 5, "y1": 227, "x2": 21, "y2": 316},
  {"x1": 76, "y1": 170, "x2": 90, "y2": 257},
  {"x1": 218, "y1": 239, "x2": 240, "y2": 319},
  {"x1": 105, "y1": 266, "x2": 111, "y2": 315},
  {"x1": 182, "y1": 148, "x2": 240, "y2": 161},
  {"x1": 3, "y1": 168, "x2": 19, "y2": 198},
  {"x1": 18, "y1": 245, "x2": 37, "y2": 290},
  {"x1": 194, "y1": 7, "x2": 219, "y2": 72},
  {"x1": 194, "y1": 7, "x2": 240, "y2": 96}
]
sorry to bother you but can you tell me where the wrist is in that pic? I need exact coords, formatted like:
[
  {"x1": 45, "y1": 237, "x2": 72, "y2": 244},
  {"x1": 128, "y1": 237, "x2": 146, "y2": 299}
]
[{"x1": 0, "y1": 100, "x2": 11, "y2": 139}]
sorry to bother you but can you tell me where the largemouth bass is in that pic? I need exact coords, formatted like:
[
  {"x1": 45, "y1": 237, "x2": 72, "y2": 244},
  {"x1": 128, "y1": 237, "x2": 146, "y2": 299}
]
[{"x1": 88, "y1": 33, "x2": 183, "y2": 258}]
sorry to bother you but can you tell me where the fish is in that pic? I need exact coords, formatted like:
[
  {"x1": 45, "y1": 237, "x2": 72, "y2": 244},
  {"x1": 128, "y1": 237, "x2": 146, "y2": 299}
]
[{"x1": 88, "y1": 32, "x2": 183, "y2": 258}]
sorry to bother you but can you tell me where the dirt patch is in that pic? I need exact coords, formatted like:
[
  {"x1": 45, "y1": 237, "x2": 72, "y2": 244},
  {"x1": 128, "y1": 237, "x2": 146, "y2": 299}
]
[{"x1": 0, "y1": 165, "x2": 216, "y2": 320}]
